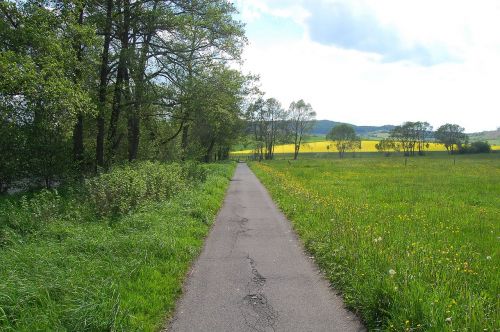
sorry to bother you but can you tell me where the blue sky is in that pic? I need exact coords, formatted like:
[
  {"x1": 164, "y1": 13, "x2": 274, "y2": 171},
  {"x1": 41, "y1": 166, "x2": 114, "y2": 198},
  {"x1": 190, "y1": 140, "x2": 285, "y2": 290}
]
[{"x1": 235, "y1": 0, "x2": 500, "y2": 132}]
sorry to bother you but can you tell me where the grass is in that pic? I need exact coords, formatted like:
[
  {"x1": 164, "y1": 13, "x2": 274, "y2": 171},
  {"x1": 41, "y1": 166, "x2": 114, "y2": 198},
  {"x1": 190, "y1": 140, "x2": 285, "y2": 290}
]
[
  {"x1": 0, "y1": 162, "x2": 235, "y2": 331},
  {"x1": 250, "y1": 154, "x2": 499, "y2": 331}
]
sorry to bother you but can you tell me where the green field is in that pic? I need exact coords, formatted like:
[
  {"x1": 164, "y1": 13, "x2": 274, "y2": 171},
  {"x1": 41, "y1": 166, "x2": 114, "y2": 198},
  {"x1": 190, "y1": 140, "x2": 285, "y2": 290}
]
[
  {"x1": 250, "y1": 155, "x2": 499, "y2": 331},
  {"x1": 0, "y1": 163, "x2": 235, "y2": 331}
]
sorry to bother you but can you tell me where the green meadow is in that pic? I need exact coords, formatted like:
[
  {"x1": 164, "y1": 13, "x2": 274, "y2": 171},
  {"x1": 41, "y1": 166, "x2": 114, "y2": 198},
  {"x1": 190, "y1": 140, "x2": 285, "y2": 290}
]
[{"x1": 250, "y1": 154, "x2": 499, "y2": 331}]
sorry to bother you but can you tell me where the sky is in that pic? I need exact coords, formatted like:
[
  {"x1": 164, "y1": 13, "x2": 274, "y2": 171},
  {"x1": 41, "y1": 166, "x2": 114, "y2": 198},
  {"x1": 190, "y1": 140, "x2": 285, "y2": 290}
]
[{"x1": 233, "y1": 0, "x2": 500, "y2": 132}]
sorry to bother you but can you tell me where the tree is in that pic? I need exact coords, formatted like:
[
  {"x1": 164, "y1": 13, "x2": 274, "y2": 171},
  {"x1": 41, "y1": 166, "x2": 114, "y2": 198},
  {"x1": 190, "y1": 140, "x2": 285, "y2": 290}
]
[
  {"x1": 375, "y1": 138, "x2": 399, "y2": 156},
  {"x1": 246, "y1": 98, "x2": 285, "y2": 161},
  {"x1": 0, "y1": 121, "x2": 23, "y2": 193},
  {"x1": 287, "y1": 100, "x2": 316, "y2": 160},
  {"x1": 0, "y1": 0, "x2": 96, "y2": 187},
  {"x1": 0, "y1": 0, "x2": 249, "y2": 193},
  {"x1": 263, "y1": 98, "x2": 286, "y2": 160},
  {"x1": 326, "y1": 124, "x2": 360, "y2": 159},
  {"x1": 435, "y1": 123, "x2": 467, "y2": 154},
  {"x1": 154, "y1": 0, "x2": 246, "y2": 161},
  {"x1": 188, "y1": 66, "x2": 246, "y2": 162},
  {"x1": 415, "y1": 121, "x2": 432, "y2": 155},
  {"x1": 390, "y1": 122, "x2": 420, "y2": 156}
]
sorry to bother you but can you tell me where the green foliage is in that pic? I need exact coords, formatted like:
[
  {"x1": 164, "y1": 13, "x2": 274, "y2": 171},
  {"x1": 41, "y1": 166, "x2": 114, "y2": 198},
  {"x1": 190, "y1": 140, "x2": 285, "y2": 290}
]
[
  {"x1": 375, "y1": 138, "x2": 399, "y2": 156},
  {"x1": 85, "y1": 162, "x2": 205, "y2": 217},
  {"x1": 326, "y1": 124, "x2": 360, "y2": 158},
  {"x1": 459, "y1": 141, "x2": 491, "y2": 154},
  {"x1": 1, "y1": 0, "x2": 247, "y2": 183},
  {"x1": 288, "y1": 99, "x2": 316, "y2": 159},
  {"x1": 183, "y1": 161, "x2": 208, "y2": 183},
  {"x1": 0, "y1": 162, "x2": 235, "y2": 331},
  {"x1": 0, "y1": 189, "x2": 62, "y2": 238},
  {"x1": 390, "y1": 121, "x2": 433, "y2": 156},
  {"x1": 435, "y1": 123, "x2": 467, "y2": 154},
  {"x1": 251, "y1": 155, "x2": 499, "y2": 331},
  {"x1": 187, "y1": 66, "x2": 247, "y2": 162},
  {"x1": 0, "y1": 0, "x2": 98, "y2": 184},
  {"x1": 0, "y1": 122, "x2": 23, "y2": 193}
]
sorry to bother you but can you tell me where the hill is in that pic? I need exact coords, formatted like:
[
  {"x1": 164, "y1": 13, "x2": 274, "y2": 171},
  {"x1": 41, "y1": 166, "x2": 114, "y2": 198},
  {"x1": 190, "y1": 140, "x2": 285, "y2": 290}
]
[
  {"x1": 469, "y1": 128, "x2": 500, "y2": 145},
  {"x1": 313, "y1": 121, "x2": 500, "y2": 144},
  {"x1": 312, "y1": 120, "x2": 395, "y2": 139}
]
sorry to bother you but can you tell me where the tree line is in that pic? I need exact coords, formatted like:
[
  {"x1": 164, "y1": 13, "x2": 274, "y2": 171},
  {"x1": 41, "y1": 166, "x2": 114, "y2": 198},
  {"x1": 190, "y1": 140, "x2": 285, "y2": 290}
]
[
  {"x1": 326, "y1": 121, "x2": 492, "y2": 159},
  {"x1": 0, "y1": 0, "x2": 248, "y2": 192},
  {"x1": 244, "y1": 97, "x2": 316, "y2": 161},
  {"x1": 376, "y1": 122, "x2": 491, "y2": 156}
]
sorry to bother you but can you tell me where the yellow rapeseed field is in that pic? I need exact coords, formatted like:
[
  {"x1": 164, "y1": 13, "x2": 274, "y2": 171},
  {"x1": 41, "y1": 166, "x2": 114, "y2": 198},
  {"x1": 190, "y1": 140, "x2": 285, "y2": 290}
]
[{"x1": 231, "y1": 140, "x2": 500, "y2": 155}]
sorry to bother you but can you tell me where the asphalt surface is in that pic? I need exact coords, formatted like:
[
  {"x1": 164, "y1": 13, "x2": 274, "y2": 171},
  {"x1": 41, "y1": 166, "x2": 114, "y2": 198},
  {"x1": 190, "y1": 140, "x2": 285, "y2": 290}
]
[{"x1": 167, "y1": 163, "x2": 364, "y2": 332}]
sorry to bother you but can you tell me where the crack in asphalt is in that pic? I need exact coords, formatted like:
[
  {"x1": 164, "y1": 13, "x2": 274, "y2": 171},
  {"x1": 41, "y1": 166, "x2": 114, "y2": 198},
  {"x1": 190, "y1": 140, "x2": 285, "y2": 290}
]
[
  {"x1": 240, "y1": 255, "x2": 278, "y2": 332},
  {"x1": 227, "y1": 216, "x2": 251, "y2": 257}
]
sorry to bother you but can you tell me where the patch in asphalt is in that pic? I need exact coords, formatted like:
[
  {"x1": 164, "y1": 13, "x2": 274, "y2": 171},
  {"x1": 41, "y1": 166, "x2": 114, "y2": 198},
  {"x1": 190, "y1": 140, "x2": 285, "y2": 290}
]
[{"x1": 239, "y1": 255, "x2": 278, "y2": 332}]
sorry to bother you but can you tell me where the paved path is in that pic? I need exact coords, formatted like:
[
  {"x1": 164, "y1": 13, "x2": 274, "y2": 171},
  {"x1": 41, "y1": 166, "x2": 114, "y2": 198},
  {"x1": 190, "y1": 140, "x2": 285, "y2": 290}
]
[{"x1": 167, "y1": 163, "x2": 364, "y2": 332}]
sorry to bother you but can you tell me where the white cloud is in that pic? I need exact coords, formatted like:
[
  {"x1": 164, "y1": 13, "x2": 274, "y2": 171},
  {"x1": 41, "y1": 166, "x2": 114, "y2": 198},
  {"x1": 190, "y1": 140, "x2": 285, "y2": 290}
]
[
  {"x1": 236, "y1": 0, "x2": 500, "y2": 132},
  {"x1": 235, "y1": 0, "x2": 309, "y2": 26}
]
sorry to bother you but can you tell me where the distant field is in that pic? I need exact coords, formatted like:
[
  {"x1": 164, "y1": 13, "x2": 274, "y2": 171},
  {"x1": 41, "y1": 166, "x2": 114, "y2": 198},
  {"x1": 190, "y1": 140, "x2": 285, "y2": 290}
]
[
  {"x1": 250, "y1": 155, "x2": 499, "y2": 331},
  {"x1": 232, "y1": 140, "x2": 500, "y2": 155}
]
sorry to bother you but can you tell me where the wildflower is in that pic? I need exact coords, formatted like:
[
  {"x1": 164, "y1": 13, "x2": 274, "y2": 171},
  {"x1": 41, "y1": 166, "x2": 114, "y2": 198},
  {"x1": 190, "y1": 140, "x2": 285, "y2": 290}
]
[
  {"x1": 486, "y1": 256, "x2": 491, "y2": 260},
  {"x1": 445, "y1": 317, "x2": 452, "y2": 323},
  {"x1": 389, "y1": 269, "x2": 396, "y2": 276}
]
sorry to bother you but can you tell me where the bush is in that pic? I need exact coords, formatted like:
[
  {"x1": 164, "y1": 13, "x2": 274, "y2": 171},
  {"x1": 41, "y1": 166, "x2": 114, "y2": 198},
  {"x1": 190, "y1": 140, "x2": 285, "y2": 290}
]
[
  {"x1": 85, "y1": 162, "x2": 195, "y2": 218},
  {"x1": 0, "y1": 161, "x2": 211, "y2": 239},
  {"x1": 459, "y1": 141, "x2": 491, "y2": 154},
  {"x1": 182, "y1": 161, "x2": 207, "y2": 183},
  {"x1": 0, "y1": 189, "x2": 63, "y2": 240}
]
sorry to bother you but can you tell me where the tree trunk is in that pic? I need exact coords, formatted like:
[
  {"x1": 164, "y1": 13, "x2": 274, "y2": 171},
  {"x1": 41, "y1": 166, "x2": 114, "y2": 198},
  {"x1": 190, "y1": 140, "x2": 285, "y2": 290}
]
[
  {"x1": 108, "y1": 0, "x2": 130, "y2": 161},
  {"x1": 72, "y1": 6, "x2": 85, "y2": 167},
  {"x1": 128, "y1": 21, "x2": 154, "y2": 161},
  {"x1": 73, "y1": 114, "x2": 84, "y2": 163},
  {"x1": 127, "y1": 116, "x2": 140, "y2": 161},
  {"x1": 181, "y1": 124, "x2": 189, "y2": 160},
  {"x1": 205, "y1": 139, "x2": 215, "y2": 163},
  {"x1": 96, "y1": 0, "x2": 113, "y2": 169}
]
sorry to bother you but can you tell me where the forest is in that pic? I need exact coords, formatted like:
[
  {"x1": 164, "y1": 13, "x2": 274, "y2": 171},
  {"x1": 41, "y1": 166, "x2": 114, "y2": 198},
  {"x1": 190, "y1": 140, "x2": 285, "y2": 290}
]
[{"x1": 1, "y1": 0, "x2": 249, "y2": 192}]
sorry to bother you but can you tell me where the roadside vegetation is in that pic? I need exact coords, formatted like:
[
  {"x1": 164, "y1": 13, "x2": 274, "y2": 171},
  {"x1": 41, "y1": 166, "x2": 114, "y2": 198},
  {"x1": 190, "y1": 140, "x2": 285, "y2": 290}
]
[
  {"x1": 0, "y1": 162, "x2": 235, "y2": 331},
  {"x1": 250, "y1": 155, "x2": 499, "y2": 331}
]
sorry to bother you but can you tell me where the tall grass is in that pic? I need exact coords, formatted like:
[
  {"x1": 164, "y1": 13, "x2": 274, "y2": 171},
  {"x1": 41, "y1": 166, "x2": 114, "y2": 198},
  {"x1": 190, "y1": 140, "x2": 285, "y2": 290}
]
[
  {"x1": 251, "y1": 155, "x2": 499, "y2": 331},
  {"x1": 0, "y1": 162, "x2": 235, "y2": 331}
]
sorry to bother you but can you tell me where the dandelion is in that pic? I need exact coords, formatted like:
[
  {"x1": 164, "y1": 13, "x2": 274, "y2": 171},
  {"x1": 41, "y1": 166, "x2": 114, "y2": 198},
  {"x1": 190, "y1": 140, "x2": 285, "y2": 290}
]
[{"x1": 389, "y1": 269, "x2": 396, "y2": 276}]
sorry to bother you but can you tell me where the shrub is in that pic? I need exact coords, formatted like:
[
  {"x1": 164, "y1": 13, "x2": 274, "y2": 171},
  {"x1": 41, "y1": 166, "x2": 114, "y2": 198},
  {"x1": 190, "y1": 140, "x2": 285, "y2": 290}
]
[
  {"x1": 459, "y1": 141, "x2": 491, "y2": 154},
  {"x1": 85, "y1": 162, "x2": 191, "y2": 217},
  {"x1": 0, "y1": 189, "x2": 63, "y2": 239},
  {"x1": 182, "y1": 161, "x2": 207, "y2": 183}
]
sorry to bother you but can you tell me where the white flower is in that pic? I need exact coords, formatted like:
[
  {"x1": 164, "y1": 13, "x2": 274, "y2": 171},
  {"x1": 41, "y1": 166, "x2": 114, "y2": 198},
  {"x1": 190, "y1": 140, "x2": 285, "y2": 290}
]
[
  {"x1": 445, "y1": 317, "x2": 452, "y2": 323},
  {"x1": 389, "y1": 269, "x2": 396, "y2": 276},
  {"x1": 486, "y1": 256, "x2": 492, "y2": 260}
]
